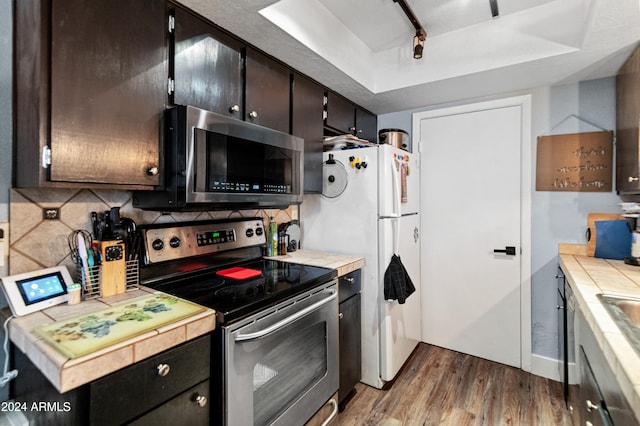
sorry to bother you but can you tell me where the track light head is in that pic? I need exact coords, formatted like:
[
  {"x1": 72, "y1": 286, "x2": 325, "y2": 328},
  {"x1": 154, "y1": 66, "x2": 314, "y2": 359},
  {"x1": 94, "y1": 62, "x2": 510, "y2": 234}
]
[{"x1": 413, "y1": 29, "x2": 426, "y2": 59}]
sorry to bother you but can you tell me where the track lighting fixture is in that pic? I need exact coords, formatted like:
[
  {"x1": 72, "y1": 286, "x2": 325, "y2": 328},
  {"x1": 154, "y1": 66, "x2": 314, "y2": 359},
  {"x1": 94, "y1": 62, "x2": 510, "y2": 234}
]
[{"x1": 393, "y1": 0, "x2": 427, "y2": 59}]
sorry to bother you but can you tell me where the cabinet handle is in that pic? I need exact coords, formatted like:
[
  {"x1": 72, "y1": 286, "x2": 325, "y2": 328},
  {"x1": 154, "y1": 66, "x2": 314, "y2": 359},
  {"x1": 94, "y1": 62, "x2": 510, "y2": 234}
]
[
  {"x1": 229, "y1": 105, "x2": 240, "y2": 113},
  {"x1": 194, "y1": 394, "x2": 207, "y2": 408},
  {"x1": 586, "y1": 399, "x2": 599, "y2": 412},
  {"x1": 157, "y1": 363, "x2": 170, "y2": 377},
  {"x1": 349, "y1": 127, "x2": 356, "y2": 132},
  {"x1": 345, "y1": 277, "x2": 355, "y2": 283},
  {"x1": 249, "y1": 111, "x2": 258, "y2": 119},
  {"x1": 339, "y1": 312, "x2": 344, "y2": 320},
  {"x1": 628, "y1": 176, "x2": 639, "y2": 183},
  {"x1": 146, "y1": 166, "x2": 159, "y2": 176}
]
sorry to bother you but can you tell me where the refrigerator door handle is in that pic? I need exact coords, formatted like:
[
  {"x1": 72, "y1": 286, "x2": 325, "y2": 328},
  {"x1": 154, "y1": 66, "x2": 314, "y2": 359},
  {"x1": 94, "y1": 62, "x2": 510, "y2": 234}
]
[{"x1": 389, "y1": 157, "x2": 402, "y2": 219}]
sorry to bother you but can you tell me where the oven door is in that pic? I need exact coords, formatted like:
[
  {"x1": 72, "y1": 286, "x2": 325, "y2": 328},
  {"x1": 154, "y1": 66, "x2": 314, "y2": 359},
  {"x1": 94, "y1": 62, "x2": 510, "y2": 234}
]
[{"x1": 224, "y1": 281, "x2": 338, "y2": 426}]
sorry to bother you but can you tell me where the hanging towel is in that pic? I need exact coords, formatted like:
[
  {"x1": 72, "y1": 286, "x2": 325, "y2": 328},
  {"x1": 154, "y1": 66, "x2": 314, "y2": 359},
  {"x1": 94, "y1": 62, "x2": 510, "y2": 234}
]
[{"x1": 383, "y1": 254, "x2": 415, "y2": 304}]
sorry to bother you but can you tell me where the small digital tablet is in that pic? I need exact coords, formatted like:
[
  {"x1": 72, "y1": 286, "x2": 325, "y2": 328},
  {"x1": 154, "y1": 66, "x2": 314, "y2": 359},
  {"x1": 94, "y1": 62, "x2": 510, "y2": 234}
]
[{"x1": 1, "y1": 266, "x2": 72, "y2": 316}]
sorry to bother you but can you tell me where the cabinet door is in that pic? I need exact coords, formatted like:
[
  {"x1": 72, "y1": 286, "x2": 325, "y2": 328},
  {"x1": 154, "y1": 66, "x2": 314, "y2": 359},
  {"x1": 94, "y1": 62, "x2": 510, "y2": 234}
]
[
  {"x1": 129, "y1": 380, "x2": 210, "y2": 426},
  {"x1": 339, "y1": 293, "x2": 361, "y2": 406},
  {"x1": 292, "y1": 74, "x2": 325, "y2": 193},
  {"x1": 245, "y1": 48, "x2": 291, "y2": 133},
  {"x1": 50, "y1": 0, "x2": 167, "y2": 186},
  {"x1": 616, "y1": 47, "x2": 640, "y2": 193},
  {"x1": 325, "y1": 92, "x2": 355, "y2": 134},
  {"x1": 173, "y1": 5, "x2": 243, "y2": 118},
  {"x1": 355, "y1": 107, "x2": 378, "y2": 142}
]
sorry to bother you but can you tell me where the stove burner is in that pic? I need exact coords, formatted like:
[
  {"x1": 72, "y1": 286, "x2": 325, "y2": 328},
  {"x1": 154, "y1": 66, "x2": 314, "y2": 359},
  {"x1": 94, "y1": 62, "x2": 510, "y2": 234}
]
[{"x1": 214, "y1": 278, "x2": 265, "y2": 302}]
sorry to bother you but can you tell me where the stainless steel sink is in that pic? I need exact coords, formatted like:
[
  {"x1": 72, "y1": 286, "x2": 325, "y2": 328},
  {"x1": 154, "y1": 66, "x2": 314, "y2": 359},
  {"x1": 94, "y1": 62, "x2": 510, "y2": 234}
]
[{"x1": 598, "y1": 294, "x2": 640, "y2": 356}]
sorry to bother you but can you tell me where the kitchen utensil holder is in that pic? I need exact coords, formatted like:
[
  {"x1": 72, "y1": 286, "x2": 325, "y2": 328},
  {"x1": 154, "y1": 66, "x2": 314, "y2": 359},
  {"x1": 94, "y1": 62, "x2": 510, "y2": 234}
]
[{"x1": 76, "y1": 260, "x2": 139, "y2": 299}]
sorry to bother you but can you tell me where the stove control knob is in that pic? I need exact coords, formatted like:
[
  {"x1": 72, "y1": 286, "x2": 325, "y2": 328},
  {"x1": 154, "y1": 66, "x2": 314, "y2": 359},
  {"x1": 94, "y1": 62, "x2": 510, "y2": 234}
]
[
  {"x1": 255, "y1": 227, "x2": 263, "y2": 236},
  {"x1": 169, "y1": 236, "x2": 181, "y2": 248},
  {"x1": 152, "y1": 239, "x2": 164, "y2": 251},
  {"x1": 246, "y1": 228, "x2": 254, "y2": 238}
]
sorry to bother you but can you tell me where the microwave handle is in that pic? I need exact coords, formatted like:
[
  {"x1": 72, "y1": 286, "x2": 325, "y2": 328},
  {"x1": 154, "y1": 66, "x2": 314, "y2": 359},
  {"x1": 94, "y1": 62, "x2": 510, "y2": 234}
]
[{"x1": 234, "y1": 289, "x2": 337, "y2": 342}]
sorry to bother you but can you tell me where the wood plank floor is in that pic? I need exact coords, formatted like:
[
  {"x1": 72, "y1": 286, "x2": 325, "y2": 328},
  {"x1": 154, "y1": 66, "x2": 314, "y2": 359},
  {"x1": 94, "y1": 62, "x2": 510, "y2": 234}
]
[{"x1": 338, "y1": 343, "x2": 571, "y2": 426}]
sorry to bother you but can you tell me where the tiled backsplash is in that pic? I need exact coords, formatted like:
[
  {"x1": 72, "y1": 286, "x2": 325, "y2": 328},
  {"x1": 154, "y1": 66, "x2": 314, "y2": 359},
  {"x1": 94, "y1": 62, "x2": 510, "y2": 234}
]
[{"x1": 9, "y1": 188, "x2": 296, "y2": 275}]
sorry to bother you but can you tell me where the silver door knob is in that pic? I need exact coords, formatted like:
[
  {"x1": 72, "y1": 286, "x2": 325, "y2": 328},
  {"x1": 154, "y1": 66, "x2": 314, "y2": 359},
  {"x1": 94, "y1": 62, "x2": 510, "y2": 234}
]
[
  {"x1": 157, "y1": 363, "x2": 170, "y2": 377},
  {"x1": 229, "y1": 105, "x2": 240, "y2": 113},
  {"x1": 249, "y1": 111, "x2": 258, "y2": 119},
  {"x1": 146, "y1": 166, "x2": 159, "y2": 176},
  {"x1": 629, "y1": 176, "x2": 639, "y2": 182},
  {"x1": 586, "y1": 399, "x2": 598, "y2": 412}
]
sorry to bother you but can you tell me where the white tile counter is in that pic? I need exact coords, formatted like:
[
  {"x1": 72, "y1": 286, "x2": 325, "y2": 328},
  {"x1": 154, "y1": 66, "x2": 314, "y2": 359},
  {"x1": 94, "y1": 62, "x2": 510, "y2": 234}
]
[
  {"x1": 559, "y1": 243, "x2": 640, "y2": 423},
  {"x1": 6, "y1": 287, "x2": 215, "y2": 393},
  {"x1": 267, "y1": 249, "x2": 365, "y2": 277}
]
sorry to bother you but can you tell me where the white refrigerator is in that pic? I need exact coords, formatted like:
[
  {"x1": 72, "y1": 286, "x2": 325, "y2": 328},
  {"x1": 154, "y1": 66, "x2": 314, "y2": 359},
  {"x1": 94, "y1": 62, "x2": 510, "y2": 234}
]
[{"x1": 300, "y1": 144, "x2": 421, "y2": 389}]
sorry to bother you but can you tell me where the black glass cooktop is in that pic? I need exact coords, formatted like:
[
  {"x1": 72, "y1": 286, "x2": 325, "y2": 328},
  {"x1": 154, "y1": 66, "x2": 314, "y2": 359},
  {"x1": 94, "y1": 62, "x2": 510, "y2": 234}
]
[{"x1": 146, "y1": 259, "x2": 337, "y2": 324}]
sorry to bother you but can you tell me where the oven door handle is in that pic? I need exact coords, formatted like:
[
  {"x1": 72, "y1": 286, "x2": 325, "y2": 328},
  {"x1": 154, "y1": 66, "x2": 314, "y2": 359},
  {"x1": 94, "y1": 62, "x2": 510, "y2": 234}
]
[{"x1": 234, "y1": 289, "x2": 337, "y2": 342}]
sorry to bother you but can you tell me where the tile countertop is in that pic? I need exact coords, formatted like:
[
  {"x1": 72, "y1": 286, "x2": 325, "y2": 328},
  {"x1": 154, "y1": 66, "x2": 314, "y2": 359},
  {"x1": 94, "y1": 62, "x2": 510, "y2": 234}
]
[
  {"x1": 267, "y1": 249, "x2": 366, "y2": 277},
  {"x1": 6, "y1": 287, "x2": 215, "y2": 394},
  {"x1": 558, "y1": 243, "x2": 640, "y2": 423}
]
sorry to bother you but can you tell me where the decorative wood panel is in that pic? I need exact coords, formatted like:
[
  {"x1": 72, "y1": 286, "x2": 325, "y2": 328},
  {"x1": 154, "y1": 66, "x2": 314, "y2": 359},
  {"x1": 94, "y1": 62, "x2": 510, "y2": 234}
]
[{"x1": 536, "y1": 131, "x2": 613, "y2": 192}]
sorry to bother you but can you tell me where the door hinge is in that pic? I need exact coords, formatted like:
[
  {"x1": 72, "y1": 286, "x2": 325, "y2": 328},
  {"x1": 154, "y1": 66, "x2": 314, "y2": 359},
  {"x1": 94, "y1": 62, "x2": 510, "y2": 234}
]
[
  {"x1": 168, "y1": 15, "x2": 175, "y2": 33},
  {"x1": 41, "y1": 146, "x2": 51, "y2": 169},
  {"x1": 167, "y1": 78, "x2": 175, "y2": 95}
]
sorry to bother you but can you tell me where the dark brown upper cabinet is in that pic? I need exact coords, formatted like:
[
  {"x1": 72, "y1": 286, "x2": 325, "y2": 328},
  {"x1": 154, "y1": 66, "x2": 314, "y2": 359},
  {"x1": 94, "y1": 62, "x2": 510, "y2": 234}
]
[
  {"x1": 14, "y1": 0, "x2": 167, "y2": 189},
  {"x1": 171, "y1": 5, "x2": 243, "y2": 119},
  {"x1": 292, "y1": 74, "x2": 325, "y2": 193},
  {"x1": 245, "y1": 48, "x2": 291, "y2": 133},
  {"x1": 356, "y1": 107, "x2": 378, "y2": 143},
  {"x1": 616, "y1": 46, "x2": 640, "y2": 194},
  {"x1": 325, "y1": 92, "x2": 377, "y2": 142}
]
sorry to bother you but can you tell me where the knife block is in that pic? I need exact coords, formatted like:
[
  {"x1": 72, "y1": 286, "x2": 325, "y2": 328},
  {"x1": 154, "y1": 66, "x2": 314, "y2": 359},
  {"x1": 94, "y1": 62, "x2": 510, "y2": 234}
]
[{"x1": 96, "y1": 240, "x2": 126, "y2": 297}]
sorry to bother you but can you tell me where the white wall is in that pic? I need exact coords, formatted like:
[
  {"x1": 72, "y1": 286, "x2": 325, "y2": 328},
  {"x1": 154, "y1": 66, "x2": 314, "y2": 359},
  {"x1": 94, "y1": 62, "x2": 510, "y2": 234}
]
[
  {"x1": 378, "y1": 77, "x2": 621, "y2": 361},
  {"x1": 0, "y1": 0, "x2": 11, "y2": 403}
]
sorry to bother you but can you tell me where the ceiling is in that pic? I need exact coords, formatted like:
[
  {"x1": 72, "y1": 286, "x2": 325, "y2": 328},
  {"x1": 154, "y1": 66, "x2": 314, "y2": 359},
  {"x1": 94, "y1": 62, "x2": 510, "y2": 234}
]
[{"x1": 177, "y1": 0, "x2": 640, "y2": 114}]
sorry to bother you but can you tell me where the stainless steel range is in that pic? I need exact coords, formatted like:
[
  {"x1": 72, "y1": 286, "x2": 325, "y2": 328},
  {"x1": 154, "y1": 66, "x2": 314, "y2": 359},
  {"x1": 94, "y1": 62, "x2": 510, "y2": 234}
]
[{"x1": 138, "y1": 217, "x2": 339, "y2": 426}]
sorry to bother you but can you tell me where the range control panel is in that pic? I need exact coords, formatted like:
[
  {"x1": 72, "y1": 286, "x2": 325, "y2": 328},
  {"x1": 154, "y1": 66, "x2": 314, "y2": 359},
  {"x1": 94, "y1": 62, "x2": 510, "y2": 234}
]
[{"x1": 140, "y1": 218, "x2": 266, "y2": 264}]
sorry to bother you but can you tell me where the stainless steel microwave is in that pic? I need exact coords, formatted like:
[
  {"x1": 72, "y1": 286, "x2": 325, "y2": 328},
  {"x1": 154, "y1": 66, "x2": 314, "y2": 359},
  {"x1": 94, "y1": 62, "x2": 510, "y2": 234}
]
[{"x1": 133, "y1": 105, "x2": 304, "y2": 211}]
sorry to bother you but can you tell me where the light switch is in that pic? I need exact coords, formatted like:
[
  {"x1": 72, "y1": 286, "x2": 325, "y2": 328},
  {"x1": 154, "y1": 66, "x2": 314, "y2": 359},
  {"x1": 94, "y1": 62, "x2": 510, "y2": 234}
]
[{"x1": 0, "y1": 222, "x2": 8, "y2": 270}]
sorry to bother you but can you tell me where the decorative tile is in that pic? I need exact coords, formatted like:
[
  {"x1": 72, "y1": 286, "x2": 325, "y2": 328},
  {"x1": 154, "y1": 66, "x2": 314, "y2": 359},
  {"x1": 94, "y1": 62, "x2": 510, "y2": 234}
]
[
  {"x1": 59, "y1": 345, "x2": 134, "y2": 393},
  {"x1": 9, "y1": 190, "x2": 44, "y2": 242},
  {"x1": 8, "y1": 248, "x2": 44, "y2": 275},
  {"x1": 60, "y1": 190, "x2": 108, "y2": 232},
  {"x1": 12, "y1": 220, "x2": 73, "y2": 268},
  {"x1": 90, "y1": 189, "x2": 132, "y2": 207},
  {"x1": 15, "y1": 188, "x2": 79, "y2": 207}
]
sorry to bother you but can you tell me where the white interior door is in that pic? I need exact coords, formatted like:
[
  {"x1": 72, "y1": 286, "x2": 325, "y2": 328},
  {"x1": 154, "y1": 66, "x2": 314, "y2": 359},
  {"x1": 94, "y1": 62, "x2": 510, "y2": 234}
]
[{"x1": 416, "y1": 98, "x2": 529, "y2": 368}]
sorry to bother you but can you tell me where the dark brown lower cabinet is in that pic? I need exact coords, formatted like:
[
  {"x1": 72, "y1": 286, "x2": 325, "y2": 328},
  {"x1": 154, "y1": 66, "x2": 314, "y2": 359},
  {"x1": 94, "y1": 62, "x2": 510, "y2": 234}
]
[
  {"x1": 338, "y1": 269, "x2": 362, "y2": 410},
  {"x1": 11, "y1": 335, "x2": 210, "y2": 425}
]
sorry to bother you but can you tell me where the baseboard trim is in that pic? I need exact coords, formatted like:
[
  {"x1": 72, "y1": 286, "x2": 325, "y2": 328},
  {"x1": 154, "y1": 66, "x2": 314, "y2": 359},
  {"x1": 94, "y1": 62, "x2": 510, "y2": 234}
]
[{"x1": 530, "y1": 353, "x2": 562, "y2": 382}]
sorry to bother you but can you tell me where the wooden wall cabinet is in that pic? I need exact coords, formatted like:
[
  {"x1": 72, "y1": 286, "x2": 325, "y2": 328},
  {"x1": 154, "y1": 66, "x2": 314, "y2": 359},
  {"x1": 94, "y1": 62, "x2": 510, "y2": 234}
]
[
  {"x1": 245, "y1": 48, "x2": 292, "y2": 133},
  {"x1": 171, "y1": 4, "x2": 243, "y2": 119},
  {"x1": 292, "y1": 74, "x2": 325, "y2": 193},
  {"x1": 616, "y1": 46, "x2": 640, "y2": 194},
  {"x1": 14, "y1": 0, "x2": 168, "y2": 189},
  {"x1": 325, "y1": 92, "x2": 377, "y2": 142}
]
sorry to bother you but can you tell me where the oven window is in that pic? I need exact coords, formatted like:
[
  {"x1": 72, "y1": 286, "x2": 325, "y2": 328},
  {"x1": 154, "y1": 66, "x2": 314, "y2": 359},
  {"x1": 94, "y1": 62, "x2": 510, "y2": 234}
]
[
  {"x1": 197, "y1": 128, "x2": 294, "y2": 194},
  {"x1": 253, "y1": 322, "x2": 327, "y2": 426}
]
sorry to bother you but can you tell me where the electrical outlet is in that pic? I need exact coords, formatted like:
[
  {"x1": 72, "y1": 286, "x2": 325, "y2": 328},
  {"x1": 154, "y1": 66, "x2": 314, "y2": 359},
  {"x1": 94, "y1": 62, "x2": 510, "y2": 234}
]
[{"x1": 42, "y1": 208, "x2": 60, "y2": 220}]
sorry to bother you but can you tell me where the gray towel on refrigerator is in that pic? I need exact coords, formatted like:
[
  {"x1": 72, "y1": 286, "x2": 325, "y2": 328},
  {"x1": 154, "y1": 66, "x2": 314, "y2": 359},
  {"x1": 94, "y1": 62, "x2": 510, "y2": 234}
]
[{"x1": 383, "y1": 254, "x2": 415, "y2": 304}]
